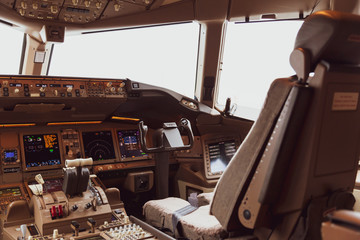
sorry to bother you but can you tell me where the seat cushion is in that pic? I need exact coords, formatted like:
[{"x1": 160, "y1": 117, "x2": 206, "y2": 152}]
[
  {"x1": 143, "y1": 197, "x2": 227, "y2": 239},
  {"x1": 143, "y1": 197, "x2": 190, "y2": 231},
  {"x1": 180, "y1": 205, "x2": 227, "y2": 240}
]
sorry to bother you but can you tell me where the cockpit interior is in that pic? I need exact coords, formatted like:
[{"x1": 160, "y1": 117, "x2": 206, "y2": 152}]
[{"x1": 1, "y1": 0, "x2": 360, "y2": 240}]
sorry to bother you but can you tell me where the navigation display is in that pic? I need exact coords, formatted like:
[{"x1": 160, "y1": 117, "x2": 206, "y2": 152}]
[
  {"x1": 23, "y1": 134, "x2": 61, "y2": 168},
  {"x1": 117, "y1": 130, "x2": 147, "y2": 160},
  {"x1": 208, "y1": 140, "x2": 236, "y2": 174},
  {"x1": 0, "y1": 187, "x2": 22, "y2": 198},
  {"x1": 2, "y1": 149, "x2": 19, "y2": 165},
  {"x1": 82, "y1": 131, "x2": 116, "y2": 161}
]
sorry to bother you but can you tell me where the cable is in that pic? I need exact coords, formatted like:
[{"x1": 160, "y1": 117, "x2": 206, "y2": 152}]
[{"x1": 310, "y1": 0, "x2": 321, "y2": 15}]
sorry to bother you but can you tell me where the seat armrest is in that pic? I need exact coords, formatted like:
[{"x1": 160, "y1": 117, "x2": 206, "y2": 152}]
[
  {"x1": 5, "y1": 200, "x2": 31, "y2": 222},
  {"x1": 197, "y1": 192, "x2": 214, "y2": 206},
  {"x1": 322, "y1": 210, "x2": 360, "y2": 240}
]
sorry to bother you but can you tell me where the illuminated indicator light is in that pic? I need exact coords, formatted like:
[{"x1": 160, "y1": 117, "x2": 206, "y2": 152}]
[
  {"x1": 0, "y1": 123, "x2": 36, "y2": 127},
  {"x1": 49, "y1": 149, "x2": 54, "y2": 152},
  {"x1": 47, "y1": 121, "x2": 102, "y2": 126},
  {"x1": 111, "y1": 116, "x2": 140, "y2": 121}
]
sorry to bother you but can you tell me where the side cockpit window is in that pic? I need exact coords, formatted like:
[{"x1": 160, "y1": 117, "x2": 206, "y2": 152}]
[
  {"x1": 0, "y1": 24, "x2": 24, "y2": 74},
  {"x1": 218, "y1": 21, "x2": 303, "y2": 120}
]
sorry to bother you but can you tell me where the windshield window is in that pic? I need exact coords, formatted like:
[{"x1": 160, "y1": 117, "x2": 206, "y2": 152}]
[
  {"x1": 49, "y1": 22, "x2": 199, "y2": 98},
  {"x1": 0, "y1": 24, "x2": 24, "y2": 74},
  {"x1": 218, "y1": 21, "x2": 303, "y2": 120}
]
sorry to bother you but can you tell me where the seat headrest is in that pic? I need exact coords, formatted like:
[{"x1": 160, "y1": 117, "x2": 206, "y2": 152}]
[{"x1": 291, "y1": 10, "x2": 360, "y2": 80}]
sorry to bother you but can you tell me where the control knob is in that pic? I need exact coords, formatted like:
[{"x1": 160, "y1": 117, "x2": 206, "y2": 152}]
[
  {"x1": 114, "y1": 3, "x2": 121, "y2": 11},
  {"x1": 14, "y1": 88, "x2": 20, "y2": 94},
  {"x1": 40, "y1": 87, "x2": 46, "y2": 92},
  {"x1": 84, "y1": 0, "x2": 90, "y2": 7},
  {"x1": 50, "y1": 5, "x2": 58, "y2": 14},
  {"x1": 85, "y1": 202, "x2": 92, "y2": 209},
  {"x1": 21, "y1": 1, "x2": 27, "y2": 9},
  {"x1": 67, "y1": 86, "x2": 73, "y2": 93},
  {"x1": 53, "y1": 229, "x2": 59, "y2": 239},
  {"x1": 95, "y1": 1, "x2": 102, "y2": 9},
  {"x1": 71, "y1": 204, "x2": 78, "y2": 211}
]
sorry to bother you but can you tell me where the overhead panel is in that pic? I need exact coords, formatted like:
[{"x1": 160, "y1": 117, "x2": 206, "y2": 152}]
[
  {"x1": 1, "y1": 0, "x2": 154, "y2": 23},
  {"x1": 58, "y1": 0, "x2": 107, "y2": 23},
  {"x1": 123, "y1": 0, "x2": 152, "y2": 6},
  {"x1": 101, "y1": 0, "x2": 146, "y2": 20},
  {"x1": 14, "y1": 0, "x2": 63, "y2": 20}
]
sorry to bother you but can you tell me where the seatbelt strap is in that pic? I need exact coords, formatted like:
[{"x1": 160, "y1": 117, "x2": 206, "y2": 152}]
[{"x1": 172, "y1": 204, "x2": 197, "y2": 235}]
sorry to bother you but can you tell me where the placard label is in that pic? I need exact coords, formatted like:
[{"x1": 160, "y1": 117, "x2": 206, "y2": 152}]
[{"x1": 332, "y1": 92, "x2": 359, "y2": 111}]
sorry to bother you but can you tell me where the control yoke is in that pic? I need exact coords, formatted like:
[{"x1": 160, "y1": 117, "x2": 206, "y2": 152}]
[
  {"x1": 138, "y1": 118, "x2": 194, "y2": 153},
  {"x1": 138, "y1": 118, "x2": 194, "y2": 199}
]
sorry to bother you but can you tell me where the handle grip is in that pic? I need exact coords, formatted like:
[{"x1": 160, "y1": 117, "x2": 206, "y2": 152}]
[{"x1": 138, "y1": 118, "x2": 194, "y2": 153}]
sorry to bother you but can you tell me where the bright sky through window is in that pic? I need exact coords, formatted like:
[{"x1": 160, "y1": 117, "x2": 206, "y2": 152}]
[
  {"x1": 0, "y1": 24, "x2": 23, "y2": 74},
  {"x1": 218, "y1": 21, "x2": 303, "y2": 120},
  {"x1": 50, "y1": 23, "x2": 199, "y2": 99}
]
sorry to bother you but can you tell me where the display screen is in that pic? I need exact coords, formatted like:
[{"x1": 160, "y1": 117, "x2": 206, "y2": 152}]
[
  {"x1": 27, "y1": 225, "x2": 39, "y2": 236},
  {"x1": 9, "y1": 83, "x2": 22, "y2": 87},
  {"x1": 29, "y1": 178, "x2": 63, "y2": 193},
  {"x1": 117, "y1": 130, "x2": 147, "y2": 160},
  {"x1": 77, "y1": 236, "x2": 105, "y2": 240},
  {"x1": 208, "y1": 140, "x2": 236, "y2": 174},
  {"x1": 2, "y1": 149, "x2": 19, "y2": 164},
  {"x1": 0, "y1": 187, "x2": 21, "y2": 198},
  {"x1": 23, "y1": 134, "x2": 61, "y2": 168},
  {"x1": 82, "y1": 131, "x2": 115, "y2": 161}
]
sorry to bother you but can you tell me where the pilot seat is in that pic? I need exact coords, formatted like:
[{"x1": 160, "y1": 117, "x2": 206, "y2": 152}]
[{"x1": 143, "y1": 10, "x2": 360, "y2": 240}]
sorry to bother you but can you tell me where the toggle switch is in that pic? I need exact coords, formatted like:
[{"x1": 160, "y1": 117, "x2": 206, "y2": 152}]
[
  {"x1": 71, "y1": 221, "x2": 80, "y2": 236},
  {"x1": 87, "y1": 218, "x2": 96, "y2": 233}
]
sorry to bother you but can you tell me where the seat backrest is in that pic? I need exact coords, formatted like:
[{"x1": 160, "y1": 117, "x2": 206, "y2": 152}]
[{"x1": 210, "y1": 10, "x2": 360, "y2": 238}]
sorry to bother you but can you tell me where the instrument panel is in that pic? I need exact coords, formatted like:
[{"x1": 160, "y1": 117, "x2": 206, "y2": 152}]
[
  {"x1": 0, "y1": 124, "x2": 152, "y2": 186},
  {"x1": 0, "y1": 183, "x2": 29, "y2": 211},
  {"x1": 0, "y1": 76, "x2": 127, "y2": 98}
]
